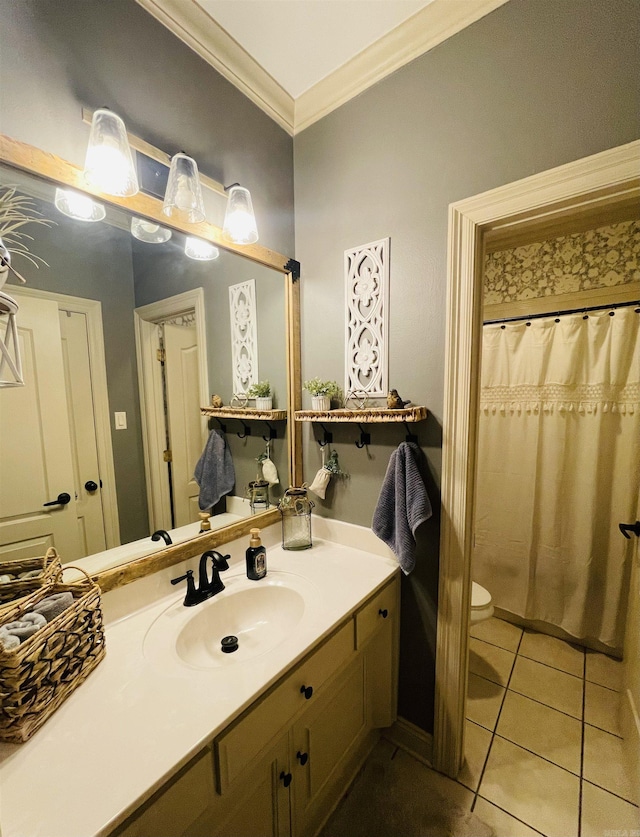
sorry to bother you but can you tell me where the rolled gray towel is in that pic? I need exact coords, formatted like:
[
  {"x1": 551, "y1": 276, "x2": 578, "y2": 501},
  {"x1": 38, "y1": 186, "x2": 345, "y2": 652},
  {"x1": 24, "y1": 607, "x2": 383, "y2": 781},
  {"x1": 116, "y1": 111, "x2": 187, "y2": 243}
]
[
  {"x1": 33, "y1": 591, "x2": 74, "y2": 623},
  {"x1": 18, "y1": 569, "x2": 43, "y2": 580},
  {"x1": 0, "y1": 574, "x2": 14, "y2": 583},
  {"x1": 1, "y1": 611, "x2": 47, "y2": 643},
  {"x1": 0, "y1": 631, "x2": 20, "y2": 651}
]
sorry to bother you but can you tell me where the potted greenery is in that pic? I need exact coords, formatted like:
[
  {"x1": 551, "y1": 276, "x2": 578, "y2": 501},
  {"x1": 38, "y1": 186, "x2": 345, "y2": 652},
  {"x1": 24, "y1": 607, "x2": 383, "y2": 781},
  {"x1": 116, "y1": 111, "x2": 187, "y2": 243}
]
[
  {"x1": 304, "y1": 377, "x2": 341, "y2": 411},
  {"x1": 0, "y1": 187, "x2": 54, "y2": 290},
  {"x1": 247, "y1": 380, "x2": 272, "y2": 411}
]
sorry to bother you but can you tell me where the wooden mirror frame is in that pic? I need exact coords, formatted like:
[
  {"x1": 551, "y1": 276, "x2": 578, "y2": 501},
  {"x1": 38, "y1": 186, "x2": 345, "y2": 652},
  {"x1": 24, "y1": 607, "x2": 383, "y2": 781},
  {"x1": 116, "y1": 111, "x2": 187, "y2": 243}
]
[{"x1": 0, "y1": 134, "x2": 302, "y2": 592}]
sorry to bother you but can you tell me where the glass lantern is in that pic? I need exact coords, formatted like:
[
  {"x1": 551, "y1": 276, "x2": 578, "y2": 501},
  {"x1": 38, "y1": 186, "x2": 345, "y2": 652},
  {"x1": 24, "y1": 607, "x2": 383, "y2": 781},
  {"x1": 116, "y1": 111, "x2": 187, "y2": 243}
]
[
  {"x1": 247, "y1": 479, "x2": 270, "y2": 513},
  {"x1": 278, "y1": 487, "x2": 315, "y2": 550}
]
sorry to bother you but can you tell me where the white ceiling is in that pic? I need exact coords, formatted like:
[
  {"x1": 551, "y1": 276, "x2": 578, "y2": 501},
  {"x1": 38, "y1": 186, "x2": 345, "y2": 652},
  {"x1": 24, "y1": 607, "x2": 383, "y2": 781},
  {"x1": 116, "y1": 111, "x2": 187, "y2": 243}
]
[
  {"x1": 198, "y1": 0, "x2": 434, "y2": 99},
  {"x1": 136, "y1": 0, "x2": 510, "y2": 133}
]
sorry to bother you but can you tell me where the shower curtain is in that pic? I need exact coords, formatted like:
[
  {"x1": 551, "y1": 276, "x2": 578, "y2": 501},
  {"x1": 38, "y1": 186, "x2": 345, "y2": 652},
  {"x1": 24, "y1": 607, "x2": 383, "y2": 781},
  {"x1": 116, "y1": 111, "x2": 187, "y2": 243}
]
[{"x1": 474, "y1": 307, "x2": 640, "y2": 651}]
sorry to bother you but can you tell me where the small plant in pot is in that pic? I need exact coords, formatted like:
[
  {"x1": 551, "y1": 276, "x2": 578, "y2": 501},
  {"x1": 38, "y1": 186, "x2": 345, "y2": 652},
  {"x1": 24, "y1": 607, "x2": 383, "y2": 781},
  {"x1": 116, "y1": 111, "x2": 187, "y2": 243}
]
[
  {"x1": 304, "y1": 378, "x2": 341, "y2": 411},
  {"x1": 247, "y1": 380, "x2": 272, "y2": 411}
]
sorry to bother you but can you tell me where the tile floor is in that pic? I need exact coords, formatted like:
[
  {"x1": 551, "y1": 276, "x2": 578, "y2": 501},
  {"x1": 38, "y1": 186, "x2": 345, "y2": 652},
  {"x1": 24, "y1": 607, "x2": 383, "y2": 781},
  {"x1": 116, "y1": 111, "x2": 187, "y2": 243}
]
[
  {"x1": 322, "y1": 617, "x2": 639, "y2": 837},
  {"x1": 464, "y1": 617, "x2": 640, "y2": 837}
]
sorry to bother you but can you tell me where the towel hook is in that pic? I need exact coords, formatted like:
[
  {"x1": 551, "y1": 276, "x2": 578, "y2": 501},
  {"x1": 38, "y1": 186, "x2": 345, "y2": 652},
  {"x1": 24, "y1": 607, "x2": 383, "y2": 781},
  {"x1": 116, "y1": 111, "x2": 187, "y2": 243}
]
[
  {"x1": 403, "y1": 422, "x2": 418, "y2": 444},
  {"x1": 262, "y1": 422, "x2": 277, "y2": 442},
  {"x1": 318, "y1": 424, "x2": 333, "y2": 447},
  {"x1": 213, "y1": 417, "x2": 227, "y2": 434},
  {"x1": 355, "y1": 424, "x2": 371, "y2": 449},
  {"x1": 237, "y1": 421, "x2": 251, "y2": 439}
]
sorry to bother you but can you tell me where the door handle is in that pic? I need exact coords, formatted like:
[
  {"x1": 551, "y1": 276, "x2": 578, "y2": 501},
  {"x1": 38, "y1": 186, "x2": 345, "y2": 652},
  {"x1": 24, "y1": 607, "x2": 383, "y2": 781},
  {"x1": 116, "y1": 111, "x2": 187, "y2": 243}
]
[
  {"x1": 619, "y1": 520, "x2": 640, "y2": 539},
  {"x1": 43, "y1": 492, "x2": 71, "y2": 507},
  {"x1": 279, "y1": 771, "x2": 292, "y2": 788},
  {"x1": 84, "y1": 480, "x2": 99, "y2": 492}
]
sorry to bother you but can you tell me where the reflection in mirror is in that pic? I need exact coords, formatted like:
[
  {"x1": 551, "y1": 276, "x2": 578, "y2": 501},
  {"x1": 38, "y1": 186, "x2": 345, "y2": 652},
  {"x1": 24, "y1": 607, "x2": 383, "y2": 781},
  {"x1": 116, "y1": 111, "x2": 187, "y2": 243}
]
[{"x1": 0, "y1": 162, "x2": 288, "y2": 573}]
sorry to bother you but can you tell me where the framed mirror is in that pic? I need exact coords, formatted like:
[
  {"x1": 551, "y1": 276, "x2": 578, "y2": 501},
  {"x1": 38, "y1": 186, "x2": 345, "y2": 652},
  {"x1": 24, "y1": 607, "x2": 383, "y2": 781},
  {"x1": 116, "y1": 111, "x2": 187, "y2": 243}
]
[{"x1": 0, "y1": 135, "x2": 302, "y2": 591}]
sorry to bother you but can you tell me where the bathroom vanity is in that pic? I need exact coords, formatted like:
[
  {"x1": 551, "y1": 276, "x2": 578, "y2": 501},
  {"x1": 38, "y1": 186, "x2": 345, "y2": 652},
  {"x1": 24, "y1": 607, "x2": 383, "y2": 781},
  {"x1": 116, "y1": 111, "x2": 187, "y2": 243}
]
[{"x1": 0, "y1": 523, "x2": 399, "y2": 837}]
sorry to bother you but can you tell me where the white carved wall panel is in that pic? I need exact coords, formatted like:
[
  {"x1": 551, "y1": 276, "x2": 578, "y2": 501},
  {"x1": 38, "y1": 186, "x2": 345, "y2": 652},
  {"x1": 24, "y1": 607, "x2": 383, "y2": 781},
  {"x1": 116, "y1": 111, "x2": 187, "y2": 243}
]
[
  {"x1": 345, "y1": 237, "x2": 389, "y2": 397},
  {"x1": 229, "y1": 279, "x2": 258, "y2": 395}
]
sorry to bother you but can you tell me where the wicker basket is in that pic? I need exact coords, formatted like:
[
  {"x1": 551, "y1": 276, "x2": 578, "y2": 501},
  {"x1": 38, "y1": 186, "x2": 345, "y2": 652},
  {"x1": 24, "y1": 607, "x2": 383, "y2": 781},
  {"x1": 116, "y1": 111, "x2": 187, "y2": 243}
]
[
  {"x1": 0, "y1": 565, "x2": 106, "y2": 743},
  {"x1": 0, "y1": 547, "x2": 61, "y2": 610}
]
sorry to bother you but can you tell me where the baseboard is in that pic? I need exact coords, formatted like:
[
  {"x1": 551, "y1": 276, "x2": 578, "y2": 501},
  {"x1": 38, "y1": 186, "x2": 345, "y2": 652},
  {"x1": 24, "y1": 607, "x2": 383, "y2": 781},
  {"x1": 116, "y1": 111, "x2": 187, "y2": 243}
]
[
  {"x1": 620, "y1": 686, "x2": 640, "y2": 799},
  {"x1": 383, "y1": 717, "x2": 434, "y2": 767}
]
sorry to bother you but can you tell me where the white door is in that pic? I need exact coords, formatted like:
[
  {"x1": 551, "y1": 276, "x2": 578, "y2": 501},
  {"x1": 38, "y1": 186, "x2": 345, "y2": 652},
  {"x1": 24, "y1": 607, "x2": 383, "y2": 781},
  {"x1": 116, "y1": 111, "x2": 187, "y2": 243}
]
[
  {"x1": 58, "y1": 309, "x2": 108, "y2": 555},
  {"x1": 620, "y1": 491, "x2": 640, "y2": 793},
  {"x1": 164, "y1": 321, "x2": 204, "y2": 527},
  {"x1": 0, "y1": 295, "x2": 82, "y2": 562}
]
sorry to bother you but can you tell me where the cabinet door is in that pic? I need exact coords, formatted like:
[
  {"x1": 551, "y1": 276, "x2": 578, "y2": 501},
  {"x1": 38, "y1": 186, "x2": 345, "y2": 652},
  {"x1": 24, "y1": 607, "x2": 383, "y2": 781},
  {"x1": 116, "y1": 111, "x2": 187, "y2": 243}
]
[
  {"x1": 357, "y1": 576, "x2": 399, "y2": 728},
  {"x1": 207, "y1": 735, "x2": 291, "y2": 837},
  {"x1": 114, "y1": 749, "x2": 215, "y2": 837},
  {"x1": 291, "y1": 656, "x2": 369, "y2": 837}
]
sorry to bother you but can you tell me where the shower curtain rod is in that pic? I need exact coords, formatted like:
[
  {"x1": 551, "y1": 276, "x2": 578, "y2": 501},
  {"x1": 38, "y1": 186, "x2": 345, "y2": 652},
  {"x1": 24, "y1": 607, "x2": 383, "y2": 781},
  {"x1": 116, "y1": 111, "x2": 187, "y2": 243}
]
[{"x1": 484, "y1": 298, "x2": 640, "y2": 326}]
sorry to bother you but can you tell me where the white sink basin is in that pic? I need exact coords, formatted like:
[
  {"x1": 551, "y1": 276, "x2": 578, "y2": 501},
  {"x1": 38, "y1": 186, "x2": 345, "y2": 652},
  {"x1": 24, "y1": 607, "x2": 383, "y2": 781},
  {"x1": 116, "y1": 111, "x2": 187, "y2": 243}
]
[{"x1": 144, "y1": 572, "x2": 319, "y2": 670}]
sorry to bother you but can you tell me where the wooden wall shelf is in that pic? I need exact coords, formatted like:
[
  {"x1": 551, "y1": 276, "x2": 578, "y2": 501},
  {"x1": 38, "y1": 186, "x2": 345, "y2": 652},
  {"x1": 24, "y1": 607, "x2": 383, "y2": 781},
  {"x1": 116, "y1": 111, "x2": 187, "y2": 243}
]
[
  {"x1": 294, "y1": 406, "x2": 427, "y2": 423},
  {"x1": 201, "y1": 407, "x2": 288, "y2": 421}
]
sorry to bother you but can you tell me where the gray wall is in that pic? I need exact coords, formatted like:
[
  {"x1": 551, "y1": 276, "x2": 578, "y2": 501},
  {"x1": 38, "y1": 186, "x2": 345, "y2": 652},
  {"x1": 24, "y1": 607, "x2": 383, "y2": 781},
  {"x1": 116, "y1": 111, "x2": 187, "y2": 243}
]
[
  {"x1": 0, "y1": 0, "x2": 294, "y2": 256},
  {"x1": 293, "y1": 0, "x2": 640, "y2": 731}
]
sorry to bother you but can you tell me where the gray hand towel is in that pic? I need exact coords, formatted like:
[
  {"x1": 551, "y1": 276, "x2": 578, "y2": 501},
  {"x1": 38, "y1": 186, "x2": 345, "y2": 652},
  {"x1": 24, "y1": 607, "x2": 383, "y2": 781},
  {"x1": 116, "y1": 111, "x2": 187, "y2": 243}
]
[
  {"x1": 193, "y1": 429, "x2": 236, "y2": 511},
  {"x1": 0, "y1": 632, "x2": 19, "y2": 651},
  {"x1": 0, "y1": 611, "x2": 47, "y2": 645},
  {"x1": 372, "y1": 442, "x2": 433, "y2": 574},
  {"x1": 33, "y1": 591, "x2": 74, "y2": 623}
]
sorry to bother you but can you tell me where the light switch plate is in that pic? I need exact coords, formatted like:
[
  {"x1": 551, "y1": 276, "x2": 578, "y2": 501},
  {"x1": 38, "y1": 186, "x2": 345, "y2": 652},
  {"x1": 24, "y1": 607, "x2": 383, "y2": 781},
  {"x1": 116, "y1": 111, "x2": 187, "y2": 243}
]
[{"x1": 115, "y1": 412, "x2": 127, "y2": 430}]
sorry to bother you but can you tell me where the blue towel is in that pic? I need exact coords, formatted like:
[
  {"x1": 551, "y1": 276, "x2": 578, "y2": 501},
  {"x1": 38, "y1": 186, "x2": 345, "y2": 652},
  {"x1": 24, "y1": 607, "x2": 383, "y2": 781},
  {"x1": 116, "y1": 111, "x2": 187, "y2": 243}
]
[
  {"x1": 372, "y1": 442, "x2": 433, "y2": 574},
  {"x1": 193, "y1": 429, "x2": 236, "y2": 511}
]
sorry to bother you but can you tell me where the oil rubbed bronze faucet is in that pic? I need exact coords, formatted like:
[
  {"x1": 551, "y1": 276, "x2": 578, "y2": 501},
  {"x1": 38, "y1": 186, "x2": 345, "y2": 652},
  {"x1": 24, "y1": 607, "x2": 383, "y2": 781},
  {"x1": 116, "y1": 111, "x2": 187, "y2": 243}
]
[
  {"x1": 171, "y1": 550, "x2": 230, "y2": 607},
  {"x1": 151, "y1": 529, "x2": 172, "y2": 546}
]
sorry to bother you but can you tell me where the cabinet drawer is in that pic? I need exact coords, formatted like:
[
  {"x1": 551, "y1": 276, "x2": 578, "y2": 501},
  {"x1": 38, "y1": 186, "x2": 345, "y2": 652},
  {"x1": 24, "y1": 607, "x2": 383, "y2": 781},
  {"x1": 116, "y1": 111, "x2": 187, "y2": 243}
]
[
  {"x1": 355, "y1": 578, "x2": 397, "y2": 649},
  {"x1": 216, "y1": 620, "x2": 354, "y2": 792}
]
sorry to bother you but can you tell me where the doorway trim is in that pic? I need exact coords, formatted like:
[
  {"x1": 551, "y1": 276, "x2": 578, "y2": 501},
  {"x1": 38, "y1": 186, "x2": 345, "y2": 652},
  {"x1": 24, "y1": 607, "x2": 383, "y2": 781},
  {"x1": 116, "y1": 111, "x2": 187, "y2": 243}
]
[
  {"x1": 134, "y1": 288, "x2": 209, "y2": 532},
  {"x1": 433, "y1": 140, "x2": 640, "y2": 777},
  {"x1": 10, "y1": 285, "x2": 121, "y2": 549}
]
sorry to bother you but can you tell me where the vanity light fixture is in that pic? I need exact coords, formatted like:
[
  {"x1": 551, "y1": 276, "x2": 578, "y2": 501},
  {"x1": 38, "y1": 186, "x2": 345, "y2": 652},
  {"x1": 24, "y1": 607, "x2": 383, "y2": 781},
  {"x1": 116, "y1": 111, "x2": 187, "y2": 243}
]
[
  {"x1": 131, "y1": 217, "x2": 172, "y2": 244},
  {"x1": 223, "y1": 183, "x2": 258, "y2": 245},
  {"x1": 54, "y1": 188, "x2": 106, "y2": 222},
  {"x1": 83, "y1": 108, "x2": 139, "y2": 197},
  {"x1": 184, "y1": 236, "x2": 219, "y2": 261},
  {"x1": 163, "y1": 153, "x2": 206, "y2": 224}
]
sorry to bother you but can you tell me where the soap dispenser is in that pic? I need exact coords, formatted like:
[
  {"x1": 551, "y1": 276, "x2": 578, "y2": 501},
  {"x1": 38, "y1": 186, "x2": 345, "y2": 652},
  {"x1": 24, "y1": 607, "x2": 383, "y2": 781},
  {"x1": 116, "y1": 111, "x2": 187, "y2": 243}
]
[{"x1": 246, "y1": 528, "x2": 267, "y2": 580}]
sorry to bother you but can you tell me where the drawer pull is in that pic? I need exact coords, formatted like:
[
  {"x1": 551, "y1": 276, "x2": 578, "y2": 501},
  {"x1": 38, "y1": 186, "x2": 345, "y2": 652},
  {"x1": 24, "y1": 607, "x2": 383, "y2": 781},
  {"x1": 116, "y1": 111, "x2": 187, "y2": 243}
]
[
  {"x1": 379, "y1": 608, "x2": 389, "y2": 619},
  {"x1": 296, "y1": 750, "x2": 309, "y2": 766},
  {"x1": 300, "y1": 684, "x2": 314, "y2": 700},
  {"x1": 280, "y1": 771, "x2": 292, "y2": 788}
]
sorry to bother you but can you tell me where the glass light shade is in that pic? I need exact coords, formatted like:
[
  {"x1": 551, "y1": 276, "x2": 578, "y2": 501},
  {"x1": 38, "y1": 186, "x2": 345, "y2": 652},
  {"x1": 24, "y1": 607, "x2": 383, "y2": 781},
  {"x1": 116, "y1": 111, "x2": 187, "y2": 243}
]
[
  {"x1": 223, "y1": 185, "x2": 258, "y2": 244},
  {"x1": 162, "y1": 153, "x2": 206, "y2": 224},
  {"x1": 54, "y1": 188, "x2": 106, "y2": 222},
  {"x1": 83, "y1": 109, "x2": 139, "y2": 197},
  {"x1": 184, "y1": 236, "x2": 219, "y2": 261},
  {"x1": 131, "y1": 217, "x2": 172, "y2": 244}
]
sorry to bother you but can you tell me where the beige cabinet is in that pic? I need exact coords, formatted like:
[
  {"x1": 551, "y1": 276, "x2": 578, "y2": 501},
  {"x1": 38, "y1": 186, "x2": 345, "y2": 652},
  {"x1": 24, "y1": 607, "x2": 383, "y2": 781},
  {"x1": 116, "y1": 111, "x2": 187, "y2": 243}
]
[{"x1": 112, "y1": 575, "x2": 399, "y2": 837}]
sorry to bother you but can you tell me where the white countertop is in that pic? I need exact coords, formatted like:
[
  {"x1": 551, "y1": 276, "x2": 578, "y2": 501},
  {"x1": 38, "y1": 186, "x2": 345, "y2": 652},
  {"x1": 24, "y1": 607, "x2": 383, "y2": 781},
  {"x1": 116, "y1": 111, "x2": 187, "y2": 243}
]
[{"x1": 0, "y1": 522, "x2": 398, "y2": 837}]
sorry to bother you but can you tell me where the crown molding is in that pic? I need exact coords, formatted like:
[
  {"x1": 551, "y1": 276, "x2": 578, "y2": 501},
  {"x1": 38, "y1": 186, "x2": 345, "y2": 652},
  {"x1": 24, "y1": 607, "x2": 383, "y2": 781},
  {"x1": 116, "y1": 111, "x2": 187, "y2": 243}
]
[
  {"x1": 136, "y1": 0, "x2": 510, "y2": 136},
  {"x1": 135, "y1": 0, "x2": 295, "y2": 134},
  {"x1": 295, "y1": 0, "x2": 510, "y2": 133}
]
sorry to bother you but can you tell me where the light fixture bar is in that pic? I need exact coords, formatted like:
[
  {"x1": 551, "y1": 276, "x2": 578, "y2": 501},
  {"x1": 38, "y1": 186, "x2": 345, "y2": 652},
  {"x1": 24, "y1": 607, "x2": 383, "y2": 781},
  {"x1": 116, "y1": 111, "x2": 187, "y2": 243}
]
[{"x1": 81, "y1": 107, "x2": 227, "y2": 198}]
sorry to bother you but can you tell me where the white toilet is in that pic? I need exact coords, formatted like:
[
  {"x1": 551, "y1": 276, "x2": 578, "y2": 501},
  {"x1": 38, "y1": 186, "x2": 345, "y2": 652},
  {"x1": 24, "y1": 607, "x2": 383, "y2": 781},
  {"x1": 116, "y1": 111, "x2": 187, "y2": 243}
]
[{"x1": 470, "y1": 581, "x2": 494, "y2": 624}]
